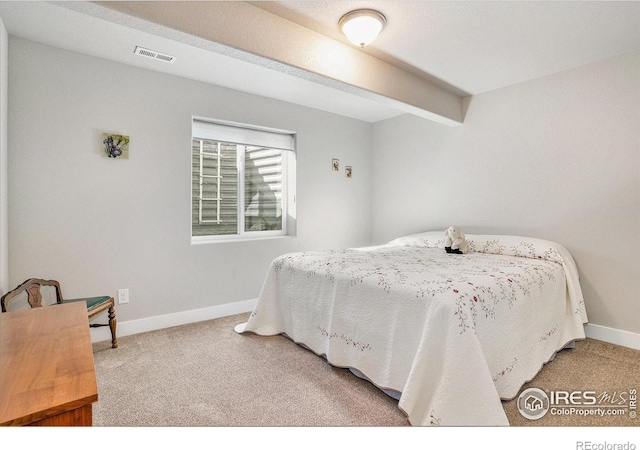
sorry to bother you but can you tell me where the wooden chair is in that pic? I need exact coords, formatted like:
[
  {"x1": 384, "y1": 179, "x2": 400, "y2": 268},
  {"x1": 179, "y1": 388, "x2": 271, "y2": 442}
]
[{"x1": 1, "y1": 278, "x2": 118, "y2": 348}]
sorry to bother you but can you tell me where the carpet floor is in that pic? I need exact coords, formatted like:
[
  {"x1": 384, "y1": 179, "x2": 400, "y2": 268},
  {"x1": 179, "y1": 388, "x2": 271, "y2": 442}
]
[{"x1": 91, "y1": 312, "x2": 640, "y2": 427}]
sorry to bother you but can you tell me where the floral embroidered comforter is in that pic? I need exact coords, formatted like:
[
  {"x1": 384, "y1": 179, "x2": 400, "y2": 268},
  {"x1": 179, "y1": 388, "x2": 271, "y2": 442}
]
[{"x1": 236, "y1": 232, "x2": 588, "y2": 426}]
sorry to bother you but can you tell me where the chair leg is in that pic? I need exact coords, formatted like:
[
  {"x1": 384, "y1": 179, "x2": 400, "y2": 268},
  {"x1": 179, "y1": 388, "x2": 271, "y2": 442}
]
[{"x1": 108, "y1": 304, "x2": 118, "y2": 348}]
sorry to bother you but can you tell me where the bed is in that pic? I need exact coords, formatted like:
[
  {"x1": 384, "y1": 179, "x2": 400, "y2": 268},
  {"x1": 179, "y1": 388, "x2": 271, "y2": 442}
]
[{"x1": 234, "y1": 231, "x2": 588, "y2": 426}]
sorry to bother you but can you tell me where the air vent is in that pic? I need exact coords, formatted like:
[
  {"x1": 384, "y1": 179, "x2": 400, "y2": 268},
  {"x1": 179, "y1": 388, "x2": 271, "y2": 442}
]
[{"x1": 134, "y1": 46, "x2": 176, "y2": 64}]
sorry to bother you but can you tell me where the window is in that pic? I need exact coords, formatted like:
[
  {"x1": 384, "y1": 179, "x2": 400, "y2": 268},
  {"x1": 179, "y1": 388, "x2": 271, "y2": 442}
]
[{"x1": 191, "y1": 118, "x2": 296, "y2": 242}]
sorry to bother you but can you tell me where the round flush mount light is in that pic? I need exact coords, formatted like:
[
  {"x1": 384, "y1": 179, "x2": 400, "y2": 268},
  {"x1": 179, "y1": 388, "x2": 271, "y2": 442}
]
[{"x1": 339, "y1": 9, "x2": 387, "y2": 48}]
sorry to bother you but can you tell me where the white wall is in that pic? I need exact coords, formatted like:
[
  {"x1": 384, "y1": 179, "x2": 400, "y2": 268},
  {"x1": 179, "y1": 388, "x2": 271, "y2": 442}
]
[
  {"x1": 372, "y1": 52, "x2": 640, "y2": 335},
  {"x1": 0, "y1": 18, "x2": 8, "y2": 295},
  {"x1": 7, "y1": 37, "x2": 372, "y2": 324}
]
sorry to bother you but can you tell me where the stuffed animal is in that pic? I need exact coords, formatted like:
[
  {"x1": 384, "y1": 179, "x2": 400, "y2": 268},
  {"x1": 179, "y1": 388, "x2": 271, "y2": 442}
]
[{"x1": 444, "y1": 226, "x2": 469, "y2": 254}]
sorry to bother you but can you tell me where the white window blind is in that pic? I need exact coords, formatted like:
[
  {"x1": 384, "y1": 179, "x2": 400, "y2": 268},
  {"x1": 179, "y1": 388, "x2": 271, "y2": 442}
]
[{"x1": 192, "y1": 119, "x2": 295, "y2": 152}]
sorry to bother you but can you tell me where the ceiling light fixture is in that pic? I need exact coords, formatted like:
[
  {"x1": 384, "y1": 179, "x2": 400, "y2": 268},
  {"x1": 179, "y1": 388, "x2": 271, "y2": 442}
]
[{"x1": 339, "y1": 9, "x2": 386, "y2": 48}]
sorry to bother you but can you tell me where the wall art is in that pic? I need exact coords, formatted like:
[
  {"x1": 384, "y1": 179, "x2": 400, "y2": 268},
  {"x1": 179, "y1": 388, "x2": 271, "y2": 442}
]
[{"x1": 103, "y1": 133, "x2": 130, "y2": 159}]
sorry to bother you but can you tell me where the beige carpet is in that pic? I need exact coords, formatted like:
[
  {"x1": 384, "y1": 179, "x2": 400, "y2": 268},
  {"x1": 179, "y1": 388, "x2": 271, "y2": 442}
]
[
  {"x1": 503, "y1": 338, "x2": 640, "y2": 427},
  {"x1": 92, "y1": 313, "x2": 640, "y2": 427}
]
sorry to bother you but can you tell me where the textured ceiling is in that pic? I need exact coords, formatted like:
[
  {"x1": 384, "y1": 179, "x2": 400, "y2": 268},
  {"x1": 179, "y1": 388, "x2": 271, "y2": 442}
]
[
  {"x1": 1, "y1": 1, "x2": 638, "y2": 122},
  {"x1": 254, "y1": 1, "x2": 640, "y2": 95}
]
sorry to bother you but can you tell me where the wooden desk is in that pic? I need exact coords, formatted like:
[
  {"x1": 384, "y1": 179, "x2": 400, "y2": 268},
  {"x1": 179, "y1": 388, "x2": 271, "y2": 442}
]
[{"x1": 0, "y1": 302, "x2": 98, "y2": 426}]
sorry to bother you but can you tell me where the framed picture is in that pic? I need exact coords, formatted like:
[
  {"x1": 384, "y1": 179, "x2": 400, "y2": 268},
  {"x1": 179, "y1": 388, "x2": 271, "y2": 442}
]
[
  {"x1": 102, "y1": 133, "x2": 130, "y2": 159},
  {"x1": 345, "y1": 166, "x2": 353, "y2": 178},
  {"x1": 332, "y1": 158, "x2": 339, "y2": 172}
]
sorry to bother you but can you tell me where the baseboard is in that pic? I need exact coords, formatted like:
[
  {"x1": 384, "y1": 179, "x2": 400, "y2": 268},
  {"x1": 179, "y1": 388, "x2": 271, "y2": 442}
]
[
  {"x1": 91, "y1": 301, "x2": 640, "y2": 352},
  {"x1": 584, "y1": 323, "x2": 640, "y2": 350},
  {"x1": 90, "y1": 298, "x2": 257, "y2": 344}
]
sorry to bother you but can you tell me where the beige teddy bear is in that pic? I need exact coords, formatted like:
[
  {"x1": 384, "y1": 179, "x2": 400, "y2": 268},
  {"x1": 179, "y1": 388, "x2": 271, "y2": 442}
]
[{"x1": 444, "y1": 226, "x2": 469, "y2": 254}]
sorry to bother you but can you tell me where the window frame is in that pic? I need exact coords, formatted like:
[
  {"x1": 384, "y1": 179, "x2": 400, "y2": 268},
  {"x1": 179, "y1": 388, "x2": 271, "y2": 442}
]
[{"x1": 190, "y1": 117, "x2": 296, "y2": 244}]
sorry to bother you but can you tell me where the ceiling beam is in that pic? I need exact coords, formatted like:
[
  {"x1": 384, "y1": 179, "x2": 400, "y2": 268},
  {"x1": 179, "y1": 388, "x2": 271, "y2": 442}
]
[{"x1": 84, "y1": 1, "x2": 463, "y2": 126}]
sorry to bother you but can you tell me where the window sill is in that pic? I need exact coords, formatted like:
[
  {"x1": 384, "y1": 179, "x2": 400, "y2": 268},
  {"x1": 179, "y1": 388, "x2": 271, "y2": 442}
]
[{"x1": 190, "y1": 234, "x2": 294, "y2": 245}]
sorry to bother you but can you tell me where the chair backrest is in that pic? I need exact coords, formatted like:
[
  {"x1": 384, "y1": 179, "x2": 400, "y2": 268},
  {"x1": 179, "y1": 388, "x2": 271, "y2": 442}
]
[{"x1": 1, "y1": 279, "x2": 64, "y2": 313}]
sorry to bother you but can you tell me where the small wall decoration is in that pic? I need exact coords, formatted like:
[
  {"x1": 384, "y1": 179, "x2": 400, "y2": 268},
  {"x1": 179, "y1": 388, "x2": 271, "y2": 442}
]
[
  {"x1": 102, "y1": 133, "x2": 130, "y2": 159},
  {"x1": 332, "y1": 158, "x2": 340, "y2": 172},
  {"x1": 345, "y1": 166, "x2": 353, "y2": 178}
]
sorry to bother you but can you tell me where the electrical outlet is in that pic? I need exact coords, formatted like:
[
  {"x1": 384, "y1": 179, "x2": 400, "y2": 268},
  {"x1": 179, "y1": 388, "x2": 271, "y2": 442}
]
[{"x1": 117, "y1": 288, "x2": 129, "y2": 304}]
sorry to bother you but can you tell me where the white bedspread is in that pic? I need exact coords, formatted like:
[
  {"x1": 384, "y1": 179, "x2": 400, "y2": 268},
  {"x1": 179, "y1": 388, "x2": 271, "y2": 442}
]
[{"x1": 236, "y1": 232, "x2": 588, "y2": 426}]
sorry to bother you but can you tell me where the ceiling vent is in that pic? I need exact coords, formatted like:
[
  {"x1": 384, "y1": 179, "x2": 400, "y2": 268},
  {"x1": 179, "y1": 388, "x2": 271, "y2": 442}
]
[{"x1": 134, "y1": 46, "x2": 176, "y2": 64}]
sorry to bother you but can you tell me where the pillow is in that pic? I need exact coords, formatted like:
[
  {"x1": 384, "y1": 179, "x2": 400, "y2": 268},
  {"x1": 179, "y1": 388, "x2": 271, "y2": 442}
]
[{"x1": 389, "y1": 230, "x2": 587, "y2": 324}]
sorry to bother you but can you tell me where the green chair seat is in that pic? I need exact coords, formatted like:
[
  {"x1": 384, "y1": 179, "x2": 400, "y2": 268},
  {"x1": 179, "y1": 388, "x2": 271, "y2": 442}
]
[{"x1": 65, "y1": 296, "x2": 112, "y2": 311}]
